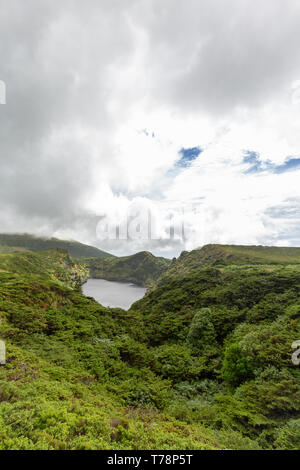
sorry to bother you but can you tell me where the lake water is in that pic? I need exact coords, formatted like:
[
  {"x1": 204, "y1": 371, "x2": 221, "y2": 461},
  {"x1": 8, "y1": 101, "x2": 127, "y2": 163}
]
[{"x1": 82, "y1": 278, "x2": 147, "y2": 310}]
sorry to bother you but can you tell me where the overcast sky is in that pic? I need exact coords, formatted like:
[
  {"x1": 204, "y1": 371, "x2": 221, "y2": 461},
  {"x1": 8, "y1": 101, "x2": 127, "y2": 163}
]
[{"x1": 1, "y1": 0, "x2": 300, "y2": 257}]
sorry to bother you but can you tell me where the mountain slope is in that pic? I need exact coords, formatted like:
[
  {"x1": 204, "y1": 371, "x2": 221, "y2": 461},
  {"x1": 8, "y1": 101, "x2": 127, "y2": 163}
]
[
  {"x1": 157, "y1": 244, "x2": 300, "y2": 285},
  {"x1": 1, "y1": 245, "x2": 300, "y2": 449},
  {"x1": 87, "y1": 251, "x2": 172, "y2": 286},
  {"x1": 0, "y1": 248, "x2": 89, "y2": 289},
  {"x1": 0, "y1": 233, "x2": 114, "y2": 259},
  {"x1": 128, "y1": 245, "x2": 300, "y2": 448},
  {"x1": 0, "y1": 249, "x2": 250, "y2": 450}
]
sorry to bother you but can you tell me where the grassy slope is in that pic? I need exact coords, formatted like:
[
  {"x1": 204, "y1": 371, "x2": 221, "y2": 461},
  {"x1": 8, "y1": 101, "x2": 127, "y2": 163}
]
[
  {"x1": 0, "y1": 249, "x2": 245, "y2": 450},
  {"x1": 0, "y1": 249, "x2": 89, "y2": 289},
  {"x1": 1, "y1": 244, "x2": 300, "y2": 449},
  {"x1": 87, "y1": 251, "x2": 172, "y2": 287},
  {"x1": 157, "y1": 244, "x2": 300, "y2": 285},
  {"x1": 0, "y1": 233, "x2": 114, "y2": 259},
  {"x1": 129, "y1": 245, "x2": 300, "y2": 449}
]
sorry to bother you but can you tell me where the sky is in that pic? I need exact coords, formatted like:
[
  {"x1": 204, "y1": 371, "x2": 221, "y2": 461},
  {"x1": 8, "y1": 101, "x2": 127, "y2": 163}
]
[{"x1": 1, "y1": 0, "x2": 300, "y2": 257}]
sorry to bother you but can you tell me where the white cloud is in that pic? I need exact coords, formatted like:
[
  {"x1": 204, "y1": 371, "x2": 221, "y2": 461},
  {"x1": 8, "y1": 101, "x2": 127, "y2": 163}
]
[{"x1": 1, "y1": 0, "x2": 300, "y2": 256}]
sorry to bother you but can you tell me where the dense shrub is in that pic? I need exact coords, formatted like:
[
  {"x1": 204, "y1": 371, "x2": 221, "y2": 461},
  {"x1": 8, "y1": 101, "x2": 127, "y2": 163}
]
[
  {"x1": 274, "y1": 419, "x2": 300, "y2": 449},
  {"x1": 1, "y1": 247, "x2": 300, "y2": 449},
  {"x1": 222, "y1": 343, "x2": 254, "y2": 387},
  {"x1": 187, "y1": 308, "x2": 216, "y2": 352}
]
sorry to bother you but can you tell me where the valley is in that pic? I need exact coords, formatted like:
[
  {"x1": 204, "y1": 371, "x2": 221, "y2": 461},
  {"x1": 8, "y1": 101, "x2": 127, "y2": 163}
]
[{"x1": 0, "y1": 236, "x2": 300, "y2": 450}]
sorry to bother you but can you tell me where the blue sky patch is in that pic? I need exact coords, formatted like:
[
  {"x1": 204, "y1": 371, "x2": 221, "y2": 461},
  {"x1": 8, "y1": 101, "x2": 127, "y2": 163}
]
[
  {"x1": 243, "y1": 150, "x2": 300, "y2": 175},
  {"x1": 273, "y1": 158, "x2": 300, "y2": 174},
  {"x1": 243, "y1": 151, "x2": 265, "y2": 174},
  {"x1": 177, "y1": 146, "x2": 202, "y2": 168}
]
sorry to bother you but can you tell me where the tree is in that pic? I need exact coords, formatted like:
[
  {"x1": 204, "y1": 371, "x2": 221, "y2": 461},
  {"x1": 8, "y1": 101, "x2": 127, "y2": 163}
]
[
  {"x1": 222, "y1": 342, "x2": 254, "y2": 388},
  {"x1": 187, "y1": 308, "x2": 216, "y2": 353}
]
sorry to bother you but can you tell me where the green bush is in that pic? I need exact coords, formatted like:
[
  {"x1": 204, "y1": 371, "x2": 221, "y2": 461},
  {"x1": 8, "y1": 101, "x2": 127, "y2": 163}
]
[
  {"x1": 187, "y1": 308, "x2": 216, "y2": 352},
  {"x1": 222, "y1": 343, "x2": 254, "y2": 387},
  {"x1": 274, "y1": 419, "x2": 300, "y2": 449},
  {"x1": 152, "y1": 344, "x2": 200, "y2": 382}
]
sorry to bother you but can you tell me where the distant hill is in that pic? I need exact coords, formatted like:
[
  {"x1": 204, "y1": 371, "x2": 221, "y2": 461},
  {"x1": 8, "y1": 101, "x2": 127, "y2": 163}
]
[
  {"x1": 87, "y1": 250, "x2": 172, "y2": 286},
  {"x1": 0, "y1": 233, "x2": 114, "y2": 259},
  {"x1": 197, "y1": 244, "x2": 300, "y2": 265},
  {"x1": 157, "y1": 244, "x2": 300, "y2": 284},
  {"x1": 0, "y1": 248, "x2": 89, "y2": 288}
]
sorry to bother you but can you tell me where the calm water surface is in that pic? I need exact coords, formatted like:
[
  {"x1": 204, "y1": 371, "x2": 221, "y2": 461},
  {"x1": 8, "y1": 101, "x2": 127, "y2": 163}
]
[{"x1": 82, "y1": 278, "x2": 146, "y2": 310}]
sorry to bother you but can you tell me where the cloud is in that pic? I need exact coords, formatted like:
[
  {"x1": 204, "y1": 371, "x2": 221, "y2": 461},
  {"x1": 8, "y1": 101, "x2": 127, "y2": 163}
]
[
  {"x1": 132, "y1": 0, "x2": 300, "y2": 115},
  {"x1": 243, "y1": 151, "x2": 300, "y2": 174},
  {"x1": 0, "y1": 0, "x2": 300, "y2": 256}
]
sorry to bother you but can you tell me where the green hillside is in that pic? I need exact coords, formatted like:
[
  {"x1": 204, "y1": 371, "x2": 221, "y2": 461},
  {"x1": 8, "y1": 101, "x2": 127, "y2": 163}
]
[
  {"x1": 0, "y1": 233, "x2": 114, "y2": 259},
  {"x1": 0, "y1": 249, "x2": 89, "y2": 289},
  {"x1": 157, "y1": 244, "x2": 300, "y2": 284},
  {"x1": 1, "y1": 244, "x2": 300, "y2": 449},
  {"x1": 87, "y1": 251, "x2": 171, "y2": 287},
  {"x1": 0, "y1": 249, "x2": 245, "y2": 450},
  {"x1": 129, "y1": 246, "x2": 300, "y2": 449},
  {"x1": 203, "y1": 244, "x2": 300, "y2": 265}
]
